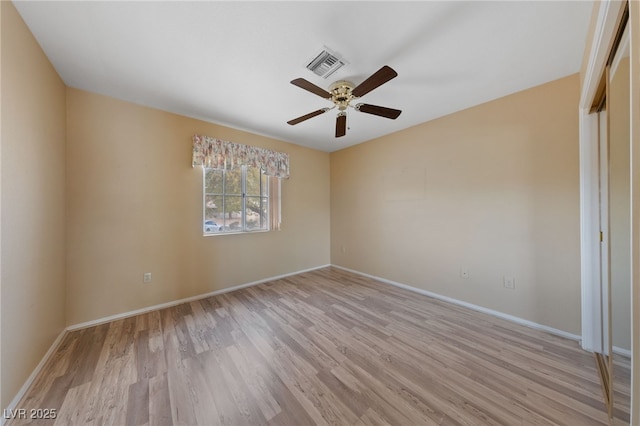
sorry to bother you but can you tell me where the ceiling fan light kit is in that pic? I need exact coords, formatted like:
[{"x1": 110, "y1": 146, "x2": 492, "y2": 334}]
[
  {"x1": 288, "y1": 65, "x2": 402, "y2": 138},
  {"x1": 329, "y1": 80, "x2": 355, "y2": 111}
]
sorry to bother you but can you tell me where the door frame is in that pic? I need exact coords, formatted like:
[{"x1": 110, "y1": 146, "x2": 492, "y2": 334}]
[{"x1": 579, "y1": 0, "x2": 626, "y2": 353}]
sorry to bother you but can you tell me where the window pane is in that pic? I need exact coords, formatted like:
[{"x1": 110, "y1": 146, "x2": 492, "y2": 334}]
[
  {"x1": 261, "y1": 173, "x2": 268, "y2": 197},
  {"x1": 261, "y1": 196, "x2": 268, "y2": 229},
  {"x1": 246, "y1": 196, "x2": 268, "y2": 230},
  {"x1": 223, "y1": 195, "x2": 243, "y2": 231},
  {"x1": 225, "y1": 168, "x2": 242, "y2": 195},
  {"x1": 205, "y1": 169, "x2": 223, "y2": 194},
  {"x1": 204, "y1": 195, "x2": 224, "y2": 233},
  {"x1": 204, "y1": 195, "x2": 220, "y2": 219},
  {"x1": 246, "y1": 166, "x2": 262, "y2": 196}
]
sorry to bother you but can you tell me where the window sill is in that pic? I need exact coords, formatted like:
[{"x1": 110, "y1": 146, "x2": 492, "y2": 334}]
[{"x1": 203, "y1": 229, "x2": 270, "y2": 237}]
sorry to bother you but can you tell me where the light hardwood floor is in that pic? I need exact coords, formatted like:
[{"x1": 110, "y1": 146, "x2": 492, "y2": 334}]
[
  {"x1": 8, "y1": 267, "x2": 619, "y2": 425},
  {"x1": 612, "y1": 353, "x2": 631, "y2": 425}
]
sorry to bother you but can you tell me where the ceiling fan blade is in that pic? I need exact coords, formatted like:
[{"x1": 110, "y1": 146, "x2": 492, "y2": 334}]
[
  {"x1": 287, "y1": 108, "x2": 328, "y2": 125},
  {"x1": 352, "y1": 65, "x2": 398, "y2": 98},
  {"x1": 356, "y1": 103, "x2": 402, "y2": 119},
  {"x1": 290, "y1": 78, "x2": 332, "y2": 99},
  {"x1": 335, "y1": 114, "x2": 347, "y2": 138}
]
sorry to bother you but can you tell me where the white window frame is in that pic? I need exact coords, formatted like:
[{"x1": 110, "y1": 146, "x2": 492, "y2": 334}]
[{"x1": 203, "y1": 165, "x2": 270, "y2": 235}]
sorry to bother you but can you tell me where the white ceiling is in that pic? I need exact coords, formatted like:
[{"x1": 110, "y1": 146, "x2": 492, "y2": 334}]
[{"x1": 13, "y1": 1, "x2": 593, "y2": 152}]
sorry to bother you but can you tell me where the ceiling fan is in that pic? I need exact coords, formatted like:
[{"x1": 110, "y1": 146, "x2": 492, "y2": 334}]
[{"x1": 287, "y1": 65, "x2": 402, "y2": 138}]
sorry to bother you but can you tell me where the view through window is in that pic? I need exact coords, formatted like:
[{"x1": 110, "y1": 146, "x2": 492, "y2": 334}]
[{"x1": 203, "y1": 165, "x2": 269, "y2": 234}]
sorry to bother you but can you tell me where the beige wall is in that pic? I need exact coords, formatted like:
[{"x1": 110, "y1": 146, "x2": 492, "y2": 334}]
[
  {"x1": 1, "y1": 1, "x2": 67, "y2": 409},
  {"x1": 331, "y1": 74, "x2": 582, "y2": 334},
  {"x1": 65, "y1": 88, "x2": 330, "y2": 325}
]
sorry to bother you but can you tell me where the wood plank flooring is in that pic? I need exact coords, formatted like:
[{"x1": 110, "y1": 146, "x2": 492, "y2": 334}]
[
  {"x1": 612, "y1": 353, "x2": 631, "y2": 425},
  {"x1": 8, "y1": 267, "x2": 619, "y2": 425}
]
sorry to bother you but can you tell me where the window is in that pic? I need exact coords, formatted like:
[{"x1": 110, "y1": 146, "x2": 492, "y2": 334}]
[
  {"x1": 193, "y1": 134, "x2": 287, "y2": 234},
  {"x1": 203, "y1": 165, "x2": 271, "y2": 234}
]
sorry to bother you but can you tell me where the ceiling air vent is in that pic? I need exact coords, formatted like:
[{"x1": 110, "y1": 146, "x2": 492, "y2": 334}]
[{"x1": 306, "y1": 47, "x2": 347, "y2": 79}]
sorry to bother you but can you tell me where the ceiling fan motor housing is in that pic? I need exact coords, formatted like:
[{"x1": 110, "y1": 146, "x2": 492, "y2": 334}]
[{"x1": 329, "y1": 80, "x2": 355, "y2": 111}]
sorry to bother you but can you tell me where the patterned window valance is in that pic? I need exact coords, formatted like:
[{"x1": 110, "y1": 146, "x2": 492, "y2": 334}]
[{"x1": 192, "y1": 134, "x2": 290, "y2": 178}]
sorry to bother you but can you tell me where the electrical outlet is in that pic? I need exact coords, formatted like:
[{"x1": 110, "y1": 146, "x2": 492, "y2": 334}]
[
  {"x1": 340, "y1": 245, "x2": 346, "y2": 253},
  {"x1": 143, "y1": 272, "x2": 152, "y2": 283},
  {"x1": 460, "y1": 268, "x2": 469, "y2": 279},
  {"x1": 503, "y1": 276, "x2": 515, "y2": 289}
]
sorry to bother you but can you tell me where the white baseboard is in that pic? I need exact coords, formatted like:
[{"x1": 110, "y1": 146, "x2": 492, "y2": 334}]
[
  {"x1": 331, "y1": 264, "x2": 582, "y2": 342},
  {"x1": 613, "y1": 346, "x2": 632, "y2": 358},
  {"x1": 67, "y1": 264, "x2": 331, "y2": 332},
  {"x1": 2, "y1": 330, "x2": 67, "y2": 426}
]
